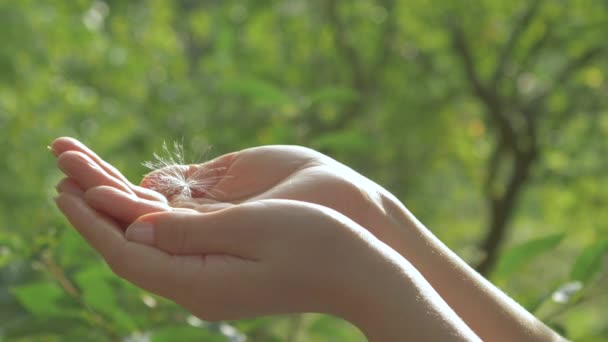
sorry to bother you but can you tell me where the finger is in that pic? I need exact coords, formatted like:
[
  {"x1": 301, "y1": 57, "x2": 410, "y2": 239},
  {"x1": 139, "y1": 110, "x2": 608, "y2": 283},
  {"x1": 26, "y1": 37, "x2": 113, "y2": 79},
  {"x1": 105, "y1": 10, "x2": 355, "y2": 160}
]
[
  {"x1": 172, "y1": 202, "x2": 236, "y2": 213},
  {"x1": 132, "y1": 184, "x2": 168, "y2": 203},
  {"x1": 85, "y1": 186, "x2": 172, "y2": 223},
  {"x1": 54, "y1": 193, "x2": 198, "y2": 299},
  {"x1": 125, "y1": 202, "x2": 281, "y2": 257},
  {"x1": 169, "y1": 197, "x2": 227, "y2": 211},
  {"x1": 51, "y1": 137, "x2": 136, "y2": 190},
  {"x1": 171, "y1": 197, "x2": 220, "y2": 207},
  {"x1": 56, "y1": 177, "x2": 85, "y2": 196},
  {"x1": 57, "y1": 151, "x2": 135, "y2": 194},
  {"x1": 194, "y1": 203, "x2": 235, "y2": 213},
  {"x1": 51, "y1": 137, "x2": 167, "y2": 203}
]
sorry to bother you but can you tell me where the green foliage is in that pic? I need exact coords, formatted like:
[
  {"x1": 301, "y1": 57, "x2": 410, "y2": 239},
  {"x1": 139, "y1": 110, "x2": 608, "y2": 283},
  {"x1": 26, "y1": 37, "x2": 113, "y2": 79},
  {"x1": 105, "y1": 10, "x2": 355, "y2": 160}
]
[
  {"x1": 12, "y1": 282, "x2": 70, "y2": 317},
  {"x1": 1, "y1": 0, "x2": 607, "y2": 340},
  {"x1": 74, "y1": 265, "x2": 136, "y2": 332},
  {"x1": 493, "y1": 233, "x2": 565, "y2": 282},
  {"x1": 570, "y1": 239, "x2": 608, "y2": 284}
]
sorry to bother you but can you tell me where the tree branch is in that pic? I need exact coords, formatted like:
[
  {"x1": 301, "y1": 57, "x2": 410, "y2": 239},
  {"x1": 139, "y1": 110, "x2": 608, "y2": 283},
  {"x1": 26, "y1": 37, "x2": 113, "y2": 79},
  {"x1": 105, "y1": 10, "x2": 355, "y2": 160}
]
[
  {"x1": 321, "y1": 1, "x2": 398, "y2": 133},
  {"x1": 174, "y1": 0, "x2": 214, "y2": 75},
  {"x1": 449, "y1": 18, "x2": 548, "y2": 275},
  {"x1": 451, "y1": 23, "x2": 490, "y2": 102},
  {"x1": 450, "y1": 22, "x2": 519, "y2": 147},
  {"x1": 528, "y1": 45, "x2": 606, "y2": 110},
  {"x1": 515, "y1": 19, "x2": 555, "y2": 78},
  {"x1": 371, "y1": 0, "x2": 397, "y2": 76},
  {"x1": 483, "y1": 139, "x2": 507, "y2": 197},
  {"x1": 491, "y1": 0, "x2": 543, "y2": 90},
  {"x1": 326, "y1": 1, "x2": 366, "y2": 90},
  {"x1": 477, "y1": 146, "x2": 538, "y2": 275}
]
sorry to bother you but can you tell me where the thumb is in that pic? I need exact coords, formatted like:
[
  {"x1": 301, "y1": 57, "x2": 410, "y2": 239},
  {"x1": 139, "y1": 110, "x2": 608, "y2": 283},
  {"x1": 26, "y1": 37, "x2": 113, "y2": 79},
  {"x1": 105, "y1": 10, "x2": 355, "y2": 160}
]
[{"x1": 124, "y1": 204, "x2": 263, "y2": 258}]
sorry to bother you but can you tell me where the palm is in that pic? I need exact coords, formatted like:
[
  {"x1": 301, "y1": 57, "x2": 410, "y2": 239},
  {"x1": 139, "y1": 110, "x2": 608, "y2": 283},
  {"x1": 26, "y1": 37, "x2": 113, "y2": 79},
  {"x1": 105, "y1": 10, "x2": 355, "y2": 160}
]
[{"x1": 146, "y1": 145, "x2": 401, "y2": 237}]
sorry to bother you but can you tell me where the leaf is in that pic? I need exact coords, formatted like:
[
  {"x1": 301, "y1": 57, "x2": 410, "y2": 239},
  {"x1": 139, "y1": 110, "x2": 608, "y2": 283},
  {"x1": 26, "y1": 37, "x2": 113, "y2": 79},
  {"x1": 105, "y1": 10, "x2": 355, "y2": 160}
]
[
  {"x1": 56, "y1": 228, "x2": 96, "y2": 268},
  {"x1": 307, "y1": 314, "x2": 365, "y2": 341},
  {"x1": 74, "y1": 265, "x2": 136, "y2": 332},
  {"x1": 307, "y1": 86, "x2": 359, "y2": 105},
  {"x1": 570, "y1": 239, "x2": 608, "y2": 283},
  {"x1": 2, "y1": 315, "x2": 95, "y2": 340},
  {"x1": 11, "y1": 281, "x2": 66, "y2": 316},
  {"x1": 312, "y1": 130, "x2": 370, "y2": 153},
  {"x1": 493, "y1": 233, "x2": 565, "y2": 281},
  {"x1": 230, "y1": 317, "x2": 280, "y2": 340},
  {"x1": 219, "y1": 78, "x2": 291, "y2": 106}
]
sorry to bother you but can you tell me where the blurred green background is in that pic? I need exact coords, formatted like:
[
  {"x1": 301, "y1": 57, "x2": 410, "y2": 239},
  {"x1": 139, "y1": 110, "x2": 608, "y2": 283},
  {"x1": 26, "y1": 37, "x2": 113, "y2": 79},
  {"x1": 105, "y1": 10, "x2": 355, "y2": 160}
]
[{"x1": 1, "y1": 0, "x2": 607, "y2": 341}]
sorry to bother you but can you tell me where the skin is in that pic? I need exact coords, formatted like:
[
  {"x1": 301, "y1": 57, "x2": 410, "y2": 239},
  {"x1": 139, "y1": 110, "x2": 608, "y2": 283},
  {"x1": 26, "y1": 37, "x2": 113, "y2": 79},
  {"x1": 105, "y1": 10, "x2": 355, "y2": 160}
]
[{"x1": 51, "y1": 137, "x2": 563, "y2": 341}]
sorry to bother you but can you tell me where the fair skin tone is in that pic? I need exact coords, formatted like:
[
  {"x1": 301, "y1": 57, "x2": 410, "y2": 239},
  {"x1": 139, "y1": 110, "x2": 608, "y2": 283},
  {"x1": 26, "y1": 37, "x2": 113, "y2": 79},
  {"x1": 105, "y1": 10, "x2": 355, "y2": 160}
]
[{"x1": 52, "y1": 137, "x2": 564, "y2": 341}]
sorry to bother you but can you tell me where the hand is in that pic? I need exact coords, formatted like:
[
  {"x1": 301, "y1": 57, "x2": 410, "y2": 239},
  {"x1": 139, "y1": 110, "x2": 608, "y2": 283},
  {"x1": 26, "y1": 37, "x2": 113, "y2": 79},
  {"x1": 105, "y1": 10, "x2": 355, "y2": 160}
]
[
  {"x1": 141, "y1": 144, "x2": 563, "y2": 342},
  {"x1": 51, "y1": 139, "x2": 409, "y2": 238},
  {"x1": 51, "y1": 138, "x2": 560, "y2": 341},
  {"x1": 142, "y1": 145, "x2": 413, "y2": 244},
  {"x1": 51, "y1": 138, "x2": 477, "y2": 340},
  {"x1": 51, "y1": 137, "x2": 394, "y2": 321},
  {"x1": 55, "y1": 191, "x2": 364, "y2": 318},
  {"x1": 55, "y1": 189, "x2": 477, "y2": 341}
]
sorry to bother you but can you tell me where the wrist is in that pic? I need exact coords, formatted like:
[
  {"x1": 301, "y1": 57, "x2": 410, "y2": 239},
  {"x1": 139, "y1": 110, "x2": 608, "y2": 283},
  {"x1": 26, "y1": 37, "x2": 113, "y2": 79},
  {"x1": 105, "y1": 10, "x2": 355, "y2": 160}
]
[
  {"x1": 380, "y1": 199, "x2": 563, "y2": 342},
  {"x1": 335, "y1": 244, "x2": 479, "y2": 342}
]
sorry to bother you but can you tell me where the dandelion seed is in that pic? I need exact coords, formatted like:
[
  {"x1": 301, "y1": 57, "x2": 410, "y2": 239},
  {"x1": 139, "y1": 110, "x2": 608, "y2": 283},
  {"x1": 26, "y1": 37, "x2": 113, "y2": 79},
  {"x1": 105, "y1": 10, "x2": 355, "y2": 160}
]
[{"x1": 142, "y1": 141, "x2": 226, "y2": 201}]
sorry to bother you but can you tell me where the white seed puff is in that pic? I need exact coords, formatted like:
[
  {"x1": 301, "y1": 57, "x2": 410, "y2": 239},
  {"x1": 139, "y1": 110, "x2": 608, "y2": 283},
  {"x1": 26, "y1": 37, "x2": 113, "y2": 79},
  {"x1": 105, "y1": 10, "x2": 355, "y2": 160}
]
[{"x1": 142, "y1": 142, "x2": 225, "y2": 201}]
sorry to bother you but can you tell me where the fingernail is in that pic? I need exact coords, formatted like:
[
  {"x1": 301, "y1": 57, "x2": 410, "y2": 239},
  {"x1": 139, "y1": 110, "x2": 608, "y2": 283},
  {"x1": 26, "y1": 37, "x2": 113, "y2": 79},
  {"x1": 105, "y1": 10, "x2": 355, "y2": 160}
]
[
  {"x1": 126, "y1": 222, "x2": 155, "y2": 245},
  {"x1": 47, "y1": 145, "x2": 55, "y2": 154}
]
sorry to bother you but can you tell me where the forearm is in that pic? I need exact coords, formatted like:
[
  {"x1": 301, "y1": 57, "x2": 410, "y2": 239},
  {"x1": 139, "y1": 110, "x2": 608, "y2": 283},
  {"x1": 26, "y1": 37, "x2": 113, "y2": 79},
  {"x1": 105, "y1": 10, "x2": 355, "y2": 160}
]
[
  {"x1": 338, "y1": 247, "x2": 480, "y2": 342},
  {"x1": 383, "y1": 204, "x2": 564, "y2": 341}
]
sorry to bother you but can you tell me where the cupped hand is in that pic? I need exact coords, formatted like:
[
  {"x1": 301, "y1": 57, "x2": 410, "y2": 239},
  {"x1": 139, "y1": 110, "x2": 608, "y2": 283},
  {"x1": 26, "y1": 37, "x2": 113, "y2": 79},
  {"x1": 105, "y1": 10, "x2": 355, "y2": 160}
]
[
  {"x1": 52, "y1": 137, "x2": 386, "y2": 320},
  {"x1": 51, "y1": 137, "x2": 481, "y2": 341},
  {"x1": 51, "y1": 138, "x2": 416, "y2": 278},
  {"x1": 55, "y1": 189, "x2": 398, "y2": 324},
  {"x1": 51, "y1": 138, "x2": 410, "y2": 238},
  {"x1": 143, "y1": 145, "x2": 415, "y2": 244}
]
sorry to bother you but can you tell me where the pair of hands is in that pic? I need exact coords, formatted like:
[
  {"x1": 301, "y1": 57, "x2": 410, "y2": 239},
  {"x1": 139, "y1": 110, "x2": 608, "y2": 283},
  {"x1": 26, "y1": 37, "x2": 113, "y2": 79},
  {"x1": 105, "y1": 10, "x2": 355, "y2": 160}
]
[
  {"x1": 52, "y1": 138, "x2": 414, "y2": 329},
  {"x1": 53, "y1": 138, "x2": 565, "y2": 342}
]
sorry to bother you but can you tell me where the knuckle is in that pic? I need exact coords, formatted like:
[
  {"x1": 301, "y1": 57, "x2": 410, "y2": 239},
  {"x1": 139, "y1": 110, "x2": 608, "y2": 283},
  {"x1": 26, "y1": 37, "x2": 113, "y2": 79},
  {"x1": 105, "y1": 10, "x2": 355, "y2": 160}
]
[{"x1": 132, "y1": 196, "x2": 149, "y2": 215}]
